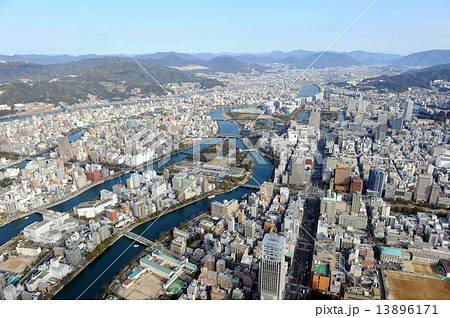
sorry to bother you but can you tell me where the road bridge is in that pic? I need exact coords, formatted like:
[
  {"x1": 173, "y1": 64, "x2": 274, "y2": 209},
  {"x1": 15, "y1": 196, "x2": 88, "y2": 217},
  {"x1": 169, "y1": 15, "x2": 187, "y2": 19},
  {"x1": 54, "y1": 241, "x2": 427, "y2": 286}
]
[{"x1": 123, "y1": 231, "x2": 154, "y2": 247}]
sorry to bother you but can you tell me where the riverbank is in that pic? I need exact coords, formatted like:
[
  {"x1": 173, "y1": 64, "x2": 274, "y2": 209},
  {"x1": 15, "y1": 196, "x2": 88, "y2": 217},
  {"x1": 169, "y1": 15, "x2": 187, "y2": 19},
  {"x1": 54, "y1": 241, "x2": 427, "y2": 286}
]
[
  {"x1": 49, "y1": 178, "x2": 252, "y2": 299},
  {"x1": 0, "y1": 136, "x2": 219, "y2": 227}
]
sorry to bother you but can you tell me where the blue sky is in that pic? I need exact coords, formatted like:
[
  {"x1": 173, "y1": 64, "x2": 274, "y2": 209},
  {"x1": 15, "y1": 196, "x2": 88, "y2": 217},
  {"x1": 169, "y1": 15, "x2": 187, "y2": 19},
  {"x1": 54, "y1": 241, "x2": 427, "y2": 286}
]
[{"x1": 0, "y1": 0, "x2": 449, "y2": 55}]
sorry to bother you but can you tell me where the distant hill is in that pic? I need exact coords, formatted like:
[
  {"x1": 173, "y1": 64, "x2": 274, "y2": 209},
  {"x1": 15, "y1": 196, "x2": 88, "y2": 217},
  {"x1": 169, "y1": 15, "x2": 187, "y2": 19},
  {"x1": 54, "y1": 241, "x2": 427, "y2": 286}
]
[
  {"x1": 344, "y1": 51, "x2": 403, "y2": 63},
  {"x1": 140, "y1": 55, "x2": 266, "y2": 73},
  {"x1": 0, "y1": 58, "x2": 223, "y2": 105},
  {"x1": 360, "y1": 63, "x2": 450, "y2": 92},
  {"x1": 391, "y1": 50, "x2": 450, "y2": 66},
  {"x1": 0, "y1": 57, "x2": 128, "y2": 83},
  {"x1": 204, "y1": 56, "x2": 265, "y2": 73},
  {"x1": 140, "y1": 54, "x2": 205, "y2": 67},
  {"x1": 282, "y1": 52, "x2": 362, "y2": 69},
  {"x1": 0, "y1": 54, "x2": 112, "y2": 65}
]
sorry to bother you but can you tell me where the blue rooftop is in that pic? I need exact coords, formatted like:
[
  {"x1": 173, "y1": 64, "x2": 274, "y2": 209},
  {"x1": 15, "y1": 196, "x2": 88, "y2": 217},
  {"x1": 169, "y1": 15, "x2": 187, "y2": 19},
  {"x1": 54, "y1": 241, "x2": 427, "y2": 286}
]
[{"x1": 380, "y1": 246, "x2": 402, "y2": 257}]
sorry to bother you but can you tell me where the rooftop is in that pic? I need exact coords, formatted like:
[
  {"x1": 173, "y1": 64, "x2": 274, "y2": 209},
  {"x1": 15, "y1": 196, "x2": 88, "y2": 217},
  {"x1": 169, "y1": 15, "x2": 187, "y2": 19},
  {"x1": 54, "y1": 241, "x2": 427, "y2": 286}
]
[{"x1": 380, "y1": 246, "x2": 402, "y2": 257}]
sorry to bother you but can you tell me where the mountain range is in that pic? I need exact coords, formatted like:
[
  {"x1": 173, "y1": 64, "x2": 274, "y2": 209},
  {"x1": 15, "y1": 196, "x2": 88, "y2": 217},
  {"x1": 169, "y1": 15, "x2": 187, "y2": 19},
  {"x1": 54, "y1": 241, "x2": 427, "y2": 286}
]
[
  {"x1": 0, "y1": 58, "x2": 223, "y2": 105},
  {"x1": 2, "y1": 49, "x2": 449, "y2": 67},
  {"x1": 357, "y1": 63, "x2": 450, "y2": 92},
  {"x1": 1, "y1": 49, "x2": 449, "y2": 106}
]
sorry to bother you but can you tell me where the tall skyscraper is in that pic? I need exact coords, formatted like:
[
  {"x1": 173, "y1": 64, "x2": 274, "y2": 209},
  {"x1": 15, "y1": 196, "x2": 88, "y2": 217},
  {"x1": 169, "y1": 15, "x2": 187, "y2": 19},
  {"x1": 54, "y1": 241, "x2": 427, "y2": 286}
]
[
  {"x1": 414, "y1": 174, "x2": 433, "y2": 202},
  {"x1": 392, "y1": 117, "x2": 404, "y2": 131},
  {"x1": 259, "y1": 234, "x2": 286, "y2": 300},
  {"x1": 309, "y1": 108, "x2": 321, "y2": 130},
  {"x1": 367, "y1": 169, "x2": 385, "y2": 197},
  {"x1": 403, "y1": 100, "x2": 414, "y2": 121},
  {"x1": 334, "y1": 163, "x2": 351, "y2": 192},
  {"x1": 350, "y1": 175, "x2": 363, "y2": 194},
  {"x1": 57, "y1": 136, "x2": 70, "y2": 159},
  {"x1": 351, "y1": 192, "x2": 362, "y2": 213}
]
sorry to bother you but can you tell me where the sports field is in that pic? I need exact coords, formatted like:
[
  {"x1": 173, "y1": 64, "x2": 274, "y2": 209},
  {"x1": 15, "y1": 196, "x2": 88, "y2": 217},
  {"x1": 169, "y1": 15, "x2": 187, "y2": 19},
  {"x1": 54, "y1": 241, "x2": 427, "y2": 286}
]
[
  {"x1": 118, "y1": 273, "x2": 165, "y2": 300},
  {"x1": 412, "y1": 262, "x2": 439, "y2": 275},
  {"x1": 386, "y1": 270, "x2": 450, "y2": 300}
]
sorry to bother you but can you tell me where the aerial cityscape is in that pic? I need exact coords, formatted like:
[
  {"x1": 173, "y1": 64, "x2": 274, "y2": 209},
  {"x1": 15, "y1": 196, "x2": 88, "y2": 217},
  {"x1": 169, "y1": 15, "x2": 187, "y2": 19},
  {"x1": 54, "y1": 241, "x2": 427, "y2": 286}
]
[{"x1": 0, "y1": 0, "x2": 449, "y2": 309}]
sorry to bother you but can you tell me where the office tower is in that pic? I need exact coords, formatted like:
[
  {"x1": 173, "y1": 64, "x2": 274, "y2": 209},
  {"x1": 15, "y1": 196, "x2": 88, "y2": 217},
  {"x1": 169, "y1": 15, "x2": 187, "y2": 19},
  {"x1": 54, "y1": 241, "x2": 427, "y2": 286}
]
[
  {"x1": 358, "y1": 98, "x2": 367, "y2": 113},
  {"x1": 309, "y1": 108, "x2": 321, "y2": 130},
  {"x1": 216, "y1": 259, "x2": 226, "y2": 273},
  {"x1": 228, "y1": 216, "x2": 235, "y2": 233},
  {"x1": 392, "y1": 117, "x2": 403, "y2": 131},
  {"x1": 429, "y1": 185, "x2": 441, "y2": 205},
  {"x1": 259, "y1": 234, "x2": 286, "y2": 300},
  {"x1": 381, "y1": 205, "x2": 391, "y2": 219},
  {"x1": 57, "y1": 137, "x2": 70, "y2": 159},
  {"x1": 403, "y1": 100, "x2": 414, "y2": 121},
  {"x1": 377, "y1": 111, "x2": 388, "y2": 125},
  {"x1": 321, "y1": 190, "x2": 337, "y2": 224},
  {"x1": 334, "y1": 163, "x2": 351, "y2": 192},
  {"x1": 0, "y1": 273, "x2": 6, "y2": 299},
  {"x1": 350, "y1": 175, "x2": 363, "y2": 194},
  {"x1": 204, "y1": 254, "x2": 215, "y2": 271},
  {"x1": 65, "y1": 247, "x2": 82, "y2": 266},
  {"x1": 289, "y1": 157, "x2": 312, "y2": 185},
  {"x1": 2, "y1": 285, "x2": 17, "y2": 300},
  {"x1": 163, "y1": 168, "x2": 170, "y2": 181},
  {"x1": 376, "y1": 125, "x2": 387, "y2": 141},
  {"x1": 132, "y1": 200, "x2": 147, "y2": 219},
  {"x1": 244, "y1": 220, "x2": 256, "y2": 238},
  {"x1": 367, "y1": 169, "x2": 385, "y2": 197},
  {"x1": 414, "y1": 174, "x2": 433, "y2": 202},
  {"x1": 351, "y1": 192, "x2": 362, "y2": 213}
]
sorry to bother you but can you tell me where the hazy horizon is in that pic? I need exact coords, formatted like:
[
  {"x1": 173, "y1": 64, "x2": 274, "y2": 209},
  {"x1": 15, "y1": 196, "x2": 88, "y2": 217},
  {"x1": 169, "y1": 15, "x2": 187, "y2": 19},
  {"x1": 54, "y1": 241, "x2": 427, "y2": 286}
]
[{"x1": 0, "y1": 0, "x2": 449, "y2": 56}]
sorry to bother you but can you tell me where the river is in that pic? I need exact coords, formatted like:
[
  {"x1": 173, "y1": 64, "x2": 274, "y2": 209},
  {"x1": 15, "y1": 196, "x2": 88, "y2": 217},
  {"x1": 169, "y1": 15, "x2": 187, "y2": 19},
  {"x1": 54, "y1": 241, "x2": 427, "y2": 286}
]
[{"x1": 50, "y1": 107, "x2": 274, "y2": 299}]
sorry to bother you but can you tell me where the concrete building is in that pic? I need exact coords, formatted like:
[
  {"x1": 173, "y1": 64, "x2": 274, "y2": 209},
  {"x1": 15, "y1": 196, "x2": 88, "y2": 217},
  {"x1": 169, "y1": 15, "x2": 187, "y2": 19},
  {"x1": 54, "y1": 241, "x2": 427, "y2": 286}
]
[
  {"x1": 321, "y1": 190, "x2": 337, "y2": 224},
  {"x1": 309, "y1": 108, "x2": 321, "y2": 130},
  {"x1": 367, "y1": 169, "x2": 385, "y2": 197},
  {"x1": 57, "y1": 137, "x2": 70, "y2": 159},
  {"x1": 211, "y1": 199, "x2": 238, "y2": 218},
  {"x1": 334, "y1": 164, "x2": 351, "y2": 192},
  {"x1": 351, "y1": 192, "x2": 362, "y2": 213},
  {"x1": 414, "y1": 174, "x2": 433, "y2": 203},
  {"x1": 65, "y1": 247, "x2": 82, "y2": 266},
  {"x1": 171, "y1": 237, "x2": 187, "y2": 256},
  {"x1": 403, "y1": 100, "x2": 414, "y2": 121},
  {"x1": 259, "y1": 234, "x2": 287, "y2": 300}
]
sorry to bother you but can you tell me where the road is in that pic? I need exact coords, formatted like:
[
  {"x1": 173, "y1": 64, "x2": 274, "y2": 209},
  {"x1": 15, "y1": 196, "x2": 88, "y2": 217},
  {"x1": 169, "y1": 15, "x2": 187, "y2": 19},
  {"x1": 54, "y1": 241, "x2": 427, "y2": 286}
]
[{"x1": 286, "y1": 140, "x2": 324, "y2": 300}]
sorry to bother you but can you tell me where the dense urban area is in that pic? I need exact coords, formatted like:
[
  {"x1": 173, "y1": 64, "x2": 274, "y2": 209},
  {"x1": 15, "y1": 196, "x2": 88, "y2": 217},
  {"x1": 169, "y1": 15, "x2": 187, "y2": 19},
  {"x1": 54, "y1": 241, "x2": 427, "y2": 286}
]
[{"x1": 1, "y1": 49, "x2": 450, "y2": 301}]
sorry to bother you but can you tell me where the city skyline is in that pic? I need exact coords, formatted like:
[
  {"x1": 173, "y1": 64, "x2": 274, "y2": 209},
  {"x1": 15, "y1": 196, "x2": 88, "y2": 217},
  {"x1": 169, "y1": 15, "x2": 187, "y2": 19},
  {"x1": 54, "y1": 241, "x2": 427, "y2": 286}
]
[{"x1": 0, "y1": 0, "x2": 449, "y2": 55}]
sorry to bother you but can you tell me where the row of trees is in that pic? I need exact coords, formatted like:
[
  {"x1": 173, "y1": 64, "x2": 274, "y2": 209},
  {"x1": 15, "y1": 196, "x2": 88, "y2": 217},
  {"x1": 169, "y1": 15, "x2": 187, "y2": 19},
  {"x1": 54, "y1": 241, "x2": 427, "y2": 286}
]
[{"x1": 87, "y1": 234, "x2": 118, "y2": 261}]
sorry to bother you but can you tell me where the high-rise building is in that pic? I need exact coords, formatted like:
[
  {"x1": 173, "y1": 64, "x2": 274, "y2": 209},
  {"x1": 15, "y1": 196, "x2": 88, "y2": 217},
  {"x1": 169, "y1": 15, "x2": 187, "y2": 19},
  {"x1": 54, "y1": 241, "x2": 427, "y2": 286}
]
[
  {"x1": 414, "y1": 174, "x2": 433, "y2": 202},
  {"x1": 132, "y1": 200, "x2": 147, "y2": 219},
  {"x1": 211, "y1": 199, "x2": 238, "y2": 218},
  {"x1": 392, "y1": 117, "x2": 404, "y2": 131},
  {"x1": 2, "y1": 285, "x2": 17, "y2": 300},
  {"x1": 228, "y1": 216, "x2": 235, "y2": 233},
  {"x1": 429, "y1": 185, "x2": 441, "y2": 206},
  {"x1": 65, "y1": 247, "x2": 82, "y2": 266},
  {"x1": 202, "y1": 179, "x2": 209, "y2": 194},
  {"x1": 403, "y1": 100, "x2": 414, "y2": 121},
  {"x1": 57, "y1": 137, "x2": 70, "y2": 159},
  {"x1": 259, "y1": 234, "x2": 286, "y2": 300},
  {"x1": 321, "y1": 190, "x2": 337, "y2": 224},
  {"x1": 377, "y1": 111, "x2": 388, "y2": 125},
  {"x1": 351, "y1": 192, "x2": 362, "y2": 213},
  {"x1": 0, "y1": 273, "x2": 6, "y2": 299},
  {"x1": 309, "y1": 108, "x2": 321, "y2": 130},
  {"x1": 350, "y1": 176, "x2": 363, "y2": 194},
  {"x1": 334, "y1": 164, "x2": 351, "y2": 192},
  {"x1": 244, "y1": 220, "x2": 256, "y2": 238},
  {"x1": 367, "y1": 169, "x2": 385, "y2": 197}
]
